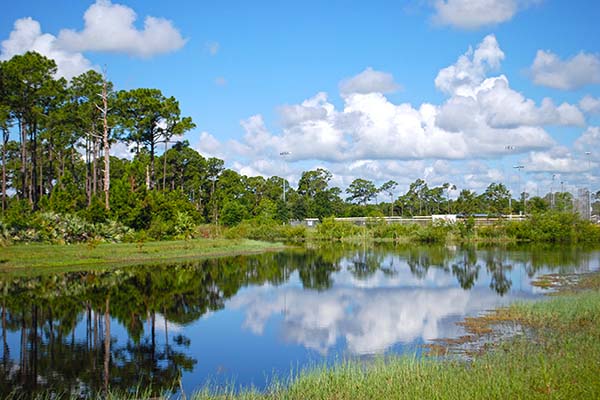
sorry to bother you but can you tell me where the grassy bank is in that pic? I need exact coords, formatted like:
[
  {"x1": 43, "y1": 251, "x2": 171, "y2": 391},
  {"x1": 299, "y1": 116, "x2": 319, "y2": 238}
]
[
  {"x1": 186, "y1": 272, "x2": 600, "y2": 400},
  {"x1": 0, "y1": 238, "x2": 285, "y2": 274}
]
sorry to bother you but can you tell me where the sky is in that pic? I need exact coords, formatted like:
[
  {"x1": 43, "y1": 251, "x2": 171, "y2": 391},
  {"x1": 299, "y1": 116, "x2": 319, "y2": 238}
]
[{"x1": 1, "y1": 0, "x2": 599, "y2": 198}]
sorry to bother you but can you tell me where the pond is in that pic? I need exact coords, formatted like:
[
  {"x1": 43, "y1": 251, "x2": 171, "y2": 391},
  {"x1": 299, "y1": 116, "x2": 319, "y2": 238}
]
[{"x1": 0, "y1": 243, "x2": 598, "y2": 397}]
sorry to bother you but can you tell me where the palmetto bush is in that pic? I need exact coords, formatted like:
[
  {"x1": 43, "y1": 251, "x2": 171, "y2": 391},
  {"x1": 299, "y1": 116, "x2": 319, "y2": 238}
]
[
  {"x1": 0, "y1": 212, "x2": 133, "y2": 244},
  {"x1": 92, "y1": 219, "x2": 134, "y2": 243}
]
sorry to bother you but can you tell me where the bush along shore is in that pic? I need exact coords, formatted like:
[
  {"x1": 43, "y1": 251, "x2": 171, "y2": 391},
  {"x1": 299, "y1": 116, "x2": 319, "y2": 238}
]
[
  {"x1": 225, "y1": 211, "x2": 600, "y2": 244},
  {"x1": 2, "y1": 209, "x2": 599, "y2": 247}
]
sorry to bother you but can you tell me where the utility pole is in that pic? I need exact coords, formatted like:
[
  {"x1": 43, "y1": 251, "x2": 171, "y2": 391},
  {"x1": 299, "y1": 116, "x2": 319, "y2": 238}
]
[
  {"x1": 279, "y1": 151, "x2": 290, "y2": 202},
  {"x1": 505, "y1": 145, "x2": 516, "y2": 217},
  {"x1": 550, "y1": 174, "x2": 556, "y2": 209},
  {"x1": 586, "y1": 151, "x2": 592, "y2": 220},
  {"x1": 513, "y1": 165, "x2": 524, "y2": 214}
]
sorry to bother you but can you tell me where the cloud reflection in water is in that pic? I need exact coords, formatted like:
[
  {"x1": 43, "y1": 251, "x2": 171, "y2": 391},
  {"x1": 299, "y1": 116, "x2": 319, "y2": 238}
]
[{"x1": 229, "y1": 277, "x2": 532, "y2": 355}]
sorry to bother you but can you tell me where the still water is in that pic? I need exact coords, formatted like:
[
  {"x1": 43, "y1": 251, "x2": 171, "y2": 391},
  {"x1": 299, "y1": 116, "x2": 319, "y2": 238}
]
[{"x1": 0, "y1": 244, "x2": 598, "y2": 397}]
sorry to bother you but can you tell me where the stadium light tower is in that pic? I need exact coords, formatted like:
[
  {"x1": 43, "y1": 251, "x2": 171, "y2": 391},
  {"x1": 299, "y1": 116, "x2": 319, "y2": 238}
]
[{"x1": 280, "y1": 151, "x2": 291, "y2": 202}]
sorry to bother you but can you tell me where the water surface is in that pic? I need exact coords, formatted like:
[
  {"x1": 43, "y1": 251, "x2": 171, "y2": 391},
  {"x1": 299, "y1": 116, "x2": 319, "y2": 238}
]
[{"x1": 0, "y1": 244, "x2": 597, "y2": 397}]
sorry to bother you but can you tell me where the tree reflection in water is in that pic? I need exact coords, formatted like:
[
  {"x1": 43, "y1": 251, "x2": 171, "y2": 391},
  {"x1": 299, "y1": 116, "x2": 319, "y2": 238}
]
[
  {"x1": 452, "y1": 247, "x2": 481, "y2": 290},
  {"x1": 0, "y1": 244, "x2": 595, "y2": 397}
]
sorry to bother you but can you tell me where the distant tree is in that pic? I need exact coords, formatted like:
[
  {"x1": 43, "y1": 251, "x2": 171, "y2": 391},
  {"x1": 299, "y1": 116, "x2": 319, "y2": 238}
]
[
  {"x1": 2, "y1": 51, "x2": 64, "y2": 207},
  {"x1": 455, "y1": 189, "x2": 480, "y2": 215},
  {"x1": 297, "y1": 168, "x2": 332, "y2": 198},
  {"x1": 346, "y1": 178, "x2": 377, "y2": 205},
  {"x1": 527, "y1": 196, "x2": 548, "y2": 214},
  {"x1": 297, "y1": 168, "x2": 339, "y2": 218},
  {"x1": 0, "y1": 102, "x2": 10, "y2": 213},
  {"x1": 400, "y1": 179, "x2": 429, "y2": 216},
  {"x1": 70, "y1": 70, "x2": 117, "y2": 207},
  {"x1": 379, "y1": 180, "x2": 398, "y2": 216},
  {"x1": 442, "y1": 182, "x2": 456, "y2": 214},
  {"x1": 116, "y1": 88, "x2": 194, "y2": 190},
  {"x1": 480, "y1": 183, "x2": 510, "y2": 215}
]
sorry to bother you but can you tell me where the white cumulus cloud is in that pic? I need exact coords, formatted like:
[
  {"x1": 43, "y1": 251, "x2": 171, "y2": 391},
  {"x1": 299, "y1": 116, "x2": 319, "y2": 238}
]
[
  {"x1": 194, "y1": 36, "x2": 593, "y2": 192},
  {"x1": 278, "y1": 92, "x2": 330, "y2": 127},
  {"x1": 0, "y1": 17, "x2": 95, "y2": 80},
  {"x1": 431, "y1": 0, "x2": 539, "y2": 30},
  {"x1": 529, "y1": 50, "x2": 600, "y2": 90},
  {"x1": 195, "y1": 131, "x2": 225, "y2": 159},
  {"x1": 57, "y1": 0, "x2": 186, "y2": 57},
  {"x1": 339, "y1": 67, "x2": 402, "y2": 96},
  {"x1": 523, "y1": 147, "x2": 591, "y2": 173},
  {"x1": 474, "y1": 76, "x2": 585, "y2": 127},
  {"x1": 579, "y1": 95, "x2": 600, "y2": 115},
  {"x1": 434, "y1": 34, "x2": 504, "y2": 96}
]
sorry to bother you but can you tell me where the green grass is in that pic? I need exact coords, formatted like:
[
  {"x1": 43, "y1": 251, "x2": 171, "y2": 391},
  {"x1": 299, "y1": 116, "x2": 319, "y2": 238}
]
[{"x1": 0, "y1": 238, "x2": 285, "y2": 274}]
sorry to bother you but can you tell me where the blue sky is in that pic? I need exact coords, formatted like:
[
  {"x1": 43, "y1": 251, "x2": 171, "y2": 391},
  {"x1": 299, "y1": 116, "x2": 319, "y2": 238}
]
[{"x1": 2, "y1": 0, "x2": 599, "y2": 197}]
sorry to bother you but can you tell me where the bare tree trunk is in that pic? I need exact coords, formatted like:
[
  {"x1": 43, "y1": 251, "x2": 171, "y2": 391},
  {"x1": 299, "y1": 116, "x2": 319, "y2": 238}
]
[
  {"x1": 93, "y1": 72, "x2": 112, "y2": 209},
  {"x1": 85, "y1": 136, "x2": 91, "y2": 206},
  {"x1": 146, "y1": 165, "x2": 150, "y2": 191},
  {"x1": 30, "y1": 127, "x2": 37, "y2": 208},
  {"x1": 92, "y1": 135, "x2": 98, "y2": 197},
  {"x1": 102, "y1": 82, "x2": 110, "y2": 210},
  {"x1": 150, "y1": 141, "x2": 155, "y2": 190},
  {"x1": 47, "y1": 138, "x2": 55, "y2": 193},
  {"x1": 1, "y1": 129, "x2": 7, "y2": 212},
  {"x1": 19, "y1": 119, "x2": 27, "y2": 201},
  {"x1": 38, "y1": 142, "x2": 43, "y2": 200},
  {"x1": 162, "y1": 140, "x2": 168, "y2": 191}
]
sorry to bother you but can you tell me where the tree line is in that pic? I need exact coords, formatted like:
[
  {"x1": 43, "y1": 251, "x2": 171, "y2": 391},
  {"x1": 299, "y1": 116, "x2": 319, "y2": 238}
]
[{"x1": 1, "y1": 52, "x2": 598, "y2": 241}]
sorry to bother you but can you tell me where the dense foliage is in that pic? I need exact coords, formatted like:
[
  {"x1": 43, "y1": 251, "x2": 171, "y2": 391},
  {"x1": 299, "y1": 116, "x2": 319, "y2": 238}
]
[{"x1": 1, "y1": 52, "x2": 599, "y2": 244}]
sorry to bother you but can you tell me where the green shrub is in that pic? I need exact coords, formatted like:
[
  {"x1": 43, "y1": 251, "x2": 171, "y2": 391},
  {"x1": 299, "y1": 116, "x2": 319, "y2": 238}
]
[
  {"x1": 476, "y1": 222, "x2": 509, "y2": 240},
  {"x1": 370, "y1": 222, "x2": 418, "y2": 239},
  {"x1": 456, "y1": 216, "x2": 475, "y2": 240},
  {"x1": 146, "y1": 218, "x2": 173, "y2": 240},
  {"x1": 316, "y1": 217, "x2": 362, "y2": 241},
  {"x1": 224, "y1": 220, "x2": 278, "y2": 241},
  {"x1": 411, "y1": 223, "x2": 451, "y2": 243}
]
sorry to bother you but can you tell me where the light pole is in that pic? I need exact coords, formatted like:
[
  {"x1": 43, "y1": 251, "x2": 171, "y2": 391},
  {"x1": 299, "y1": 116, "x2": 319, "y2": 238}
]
[
  {"x1": 505, "y1": 145, "x2": 516, "y2": 216},
  {"x1": 513, "y1": 165, "x2": 524, "y2": 215},
  {"x1": 560, "y1": 180, "x2": 566, "y2": 211},
  {"x1": 279, "y1": 151, "x2": 290, "y2": 203},
  {"x1": 550, "y1": 174, "x2": 556, "y2": 209}
]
